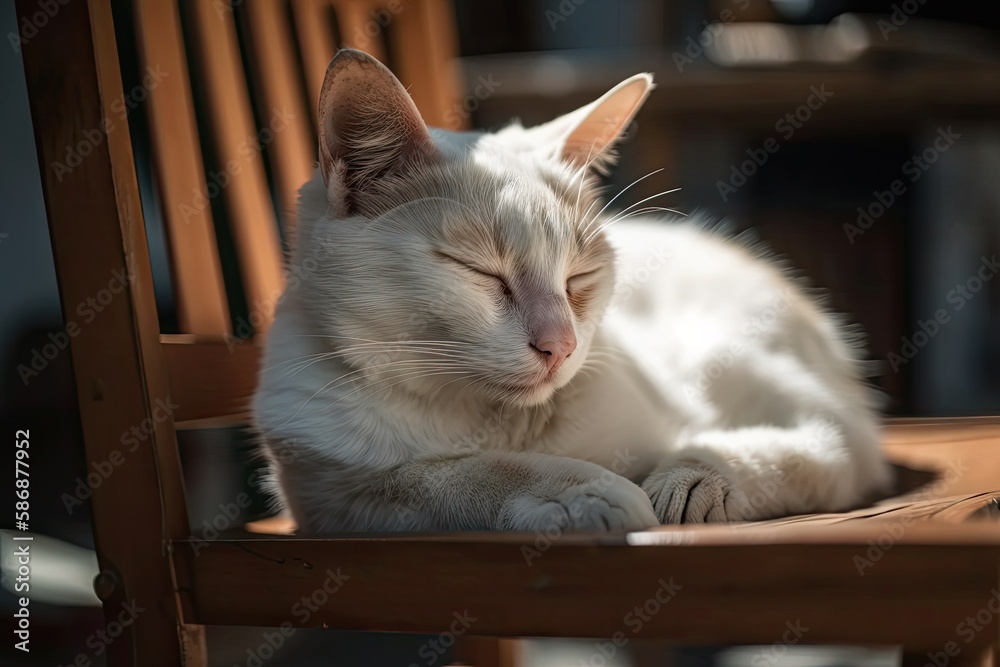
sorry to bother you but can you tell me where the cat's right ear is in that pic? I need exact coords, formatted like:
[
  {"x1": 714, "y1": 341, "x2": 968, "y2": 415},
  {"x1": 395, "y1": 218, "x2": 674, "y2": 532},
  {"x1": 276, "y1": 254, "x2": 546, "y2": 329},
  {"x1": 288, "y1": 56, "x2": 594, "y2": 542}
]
[
  {"x1": 318, "y1": 49, "x2": 437, "y2": 215},
  {"x1": 521, "y1": 73, "x2": 654, "y2": 175}
]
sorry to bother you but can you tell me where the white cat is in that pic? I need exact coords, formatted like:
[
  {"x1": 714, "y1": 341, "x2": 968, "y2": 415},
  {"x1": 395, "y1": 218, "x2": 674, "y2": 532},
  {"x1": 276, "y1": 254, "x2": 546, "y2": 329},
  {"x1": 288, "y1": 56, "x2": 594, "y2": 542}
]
[{"x1": 252, "y1": 49, "x2": 893, "y2": 534}]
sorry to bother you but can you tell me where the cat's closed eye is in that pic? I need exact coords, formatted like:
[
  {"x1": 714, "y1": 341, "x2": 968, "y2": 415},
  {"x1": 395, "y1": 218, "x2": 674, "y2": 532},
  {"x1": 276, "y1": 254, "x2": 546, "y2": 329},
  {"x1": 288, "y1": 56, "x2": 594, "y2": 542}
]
[
  {"x1": 436, "y1": 252, "x2": 512, "y2": 298},
  {"x1": 566, "y1": 268, "x2": 603, "y2": 314},
  {"x1": 566, "y1": 268, "x2": 602, "y2": 294}
]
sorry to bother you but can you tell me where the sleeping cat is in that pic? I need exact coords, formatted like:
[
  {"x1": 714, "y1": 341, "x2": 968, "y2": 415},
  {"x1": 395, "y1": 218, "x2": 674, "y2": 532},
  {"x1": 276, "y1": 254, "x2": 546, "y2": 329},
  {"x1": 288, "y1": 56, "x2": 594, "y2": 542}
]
[{"x1": 252, "y1": 49, "x2": 893, "y2": 533}]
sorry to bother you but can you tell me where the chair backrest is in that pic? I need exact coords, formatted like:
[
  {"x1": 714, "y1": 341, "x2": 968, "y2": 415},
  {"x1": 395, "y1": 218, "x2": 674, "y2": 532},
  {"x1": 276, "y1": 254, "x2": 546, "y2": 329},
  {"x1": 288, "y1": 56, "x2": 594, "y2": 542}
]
[
  {"x1": 17, "y1": 0, "x2": 461, "y2": 662},
  {"x1": 138, "y1": 0, "x2": 463, "y2": 343}
]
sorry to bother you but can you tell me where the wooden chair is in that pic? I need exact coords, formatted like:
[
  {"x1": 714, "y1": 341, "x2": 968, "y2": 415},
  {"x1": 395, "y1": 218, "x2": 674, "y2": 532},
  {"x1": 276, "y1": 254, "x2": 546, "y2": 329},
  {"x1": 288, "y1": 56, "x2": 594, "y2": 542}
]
[{"x1": 17, "y1": 0, "x2": 1000, "y2": 665}]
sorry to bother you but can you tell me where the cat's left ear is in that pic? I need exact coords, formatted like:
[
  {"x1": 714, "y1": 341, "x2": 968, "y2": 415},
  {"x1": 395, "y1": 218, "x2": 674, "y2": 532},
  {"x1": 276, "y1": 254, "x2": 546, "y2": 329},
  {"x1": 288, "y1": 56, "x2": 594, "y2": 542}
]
[{"x1": 532, "y1": 73, "x2": 654, "y2": 173}]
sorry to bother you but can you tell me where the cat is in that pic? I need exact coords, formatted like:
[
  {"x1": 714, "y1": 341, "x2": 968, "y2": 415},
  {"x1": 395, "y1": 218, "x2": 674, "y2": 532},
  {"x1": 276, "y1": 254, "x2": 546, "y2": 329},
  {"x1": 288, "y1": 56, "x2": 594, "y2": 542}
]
[{"x1": 252, "y1": 48, "x2": 893, "y2": 534}]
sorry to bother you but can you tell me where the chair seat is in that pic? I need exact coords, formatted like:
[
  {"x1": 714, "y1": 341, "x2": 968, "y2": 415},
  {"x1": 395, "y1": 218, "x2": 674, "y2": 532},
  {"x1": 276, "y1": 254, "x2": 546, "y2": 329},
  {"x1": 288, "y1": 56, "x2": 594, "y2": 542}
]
[
  {"x1": 176, "y1": 421, "x2": 1000, "y2": 653},
  {"x1": 242, "y1": 420, "x2": 1000, "y2": 535}
]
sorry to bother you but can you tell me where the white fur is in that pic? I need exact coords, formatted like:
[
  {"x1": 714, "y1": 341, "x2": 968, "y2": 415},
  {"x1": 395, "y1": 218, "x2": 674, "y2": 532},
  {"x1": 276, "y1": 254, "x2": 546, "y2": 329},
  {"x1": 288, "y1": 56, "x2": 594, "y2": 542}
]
[{"x1": 252, "y1": 51, "x2": 892, "y2": 533}]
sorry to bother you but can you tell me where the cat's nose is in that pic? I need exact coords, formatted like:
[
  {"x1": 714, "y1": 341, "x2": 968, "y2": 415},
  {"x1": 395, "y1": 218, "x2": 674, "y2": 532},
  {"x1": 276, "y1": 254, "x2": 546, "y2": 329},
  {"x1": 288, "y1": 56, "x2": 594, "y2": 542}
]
[{"x1": 530, "y1": 331, "x2": 577, "y2": 374}]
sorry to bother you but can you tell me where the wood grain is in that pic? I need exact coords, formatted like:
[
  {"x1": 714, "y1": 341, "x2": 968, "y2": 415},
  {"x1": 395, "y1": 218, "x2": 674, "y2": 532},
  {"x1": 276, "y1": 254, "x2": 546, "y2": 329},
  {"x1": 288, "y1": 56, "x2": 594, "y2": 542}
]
[
  {"x1": 291, "y1": 0, "x2": 338, "y2": 129},
  {"x1": 389, "y1": 0, "x2": 465, "y2": 129},
  {"x1": 18, "y1": 0, "x2": 191, "y2": 662},
  {"x1": 175, "y1": 522, "x2": 1000, "y2": 651},
  {"x1": 242, "y1": 0, "x2": 317, "y2": 236},
  {"x1": 187, "y1": 0, "x2": 285, "y2": 333},
  {"x1": 335, "y1": 0, "x2": 387, "y2": 63},
  {"x1": 133, "y1": 0, "x2": 231, "y2": 335},
  {"x1": 161, "y1": 334, "x2": 260, "y2": 428}
]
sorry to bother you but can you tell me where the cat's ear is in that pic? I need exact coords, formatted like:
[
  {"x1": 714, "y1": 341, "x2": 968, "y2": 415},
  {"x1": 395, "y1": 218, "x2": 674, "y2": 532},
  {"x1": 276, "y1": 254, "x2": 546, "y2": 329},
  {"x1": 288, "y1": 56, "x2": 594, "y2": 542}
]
[
  {"x1": 532, "y1": 73, "x2": 654, "y2": 173},
  {"x1": 318, "y1": 49, "x2": 437, "y2": 213}
]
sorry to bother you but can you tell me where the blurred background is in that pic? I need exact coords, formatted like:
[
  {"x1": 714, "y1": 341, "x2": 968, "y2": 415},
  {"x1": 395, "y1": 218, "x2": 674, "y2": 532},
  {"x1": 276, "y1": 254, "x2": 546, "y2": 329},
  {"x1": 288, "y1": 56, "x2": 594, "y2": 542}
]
[{"x1": 1, "y1": 0, "x2": 998, "y2": 665}]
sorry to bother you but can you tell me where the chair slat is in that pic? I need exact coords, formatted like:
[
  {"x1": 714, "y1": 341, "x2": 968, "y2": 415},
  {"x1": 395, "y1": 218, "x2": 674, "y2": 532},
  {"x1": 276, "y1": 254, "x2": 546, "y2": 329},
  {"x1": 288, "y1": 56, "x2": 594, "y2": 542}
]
[
  {"x1": 242, "y1": 0, "x2": 317, "y2": 236},
  {"x1": 290, "y1": 0, "x2": 338, "y2": 129},
  {"x1": 188, "y1": 0, "x2": 285, "y2": 332},
  {"x1": 389, "y1": 0, "x2": 465, "y2": 129},
  {"x1": 161, "y1": 335, "x2": 260, "y2": 428},
  {"x1": 133, "y1": 0, "x2": 231, "y2": 335},
  {"x1": 17, "y1": 0, "x2": 191, "y2": 661},
  {"x1": 334, "y1": 0, "x2": 387, "y2": 62}
]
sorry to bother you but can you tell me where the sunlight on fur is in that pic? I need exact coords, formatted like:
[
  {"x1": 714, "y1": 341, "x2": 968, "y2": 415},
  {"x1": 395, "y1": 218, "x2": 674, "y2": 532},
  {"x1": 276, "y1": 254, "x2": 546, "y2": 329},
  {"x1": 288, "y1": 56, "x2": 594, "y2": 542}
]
[{"x1": 252, "y1": 49, "x2": 893, "y2": 534}]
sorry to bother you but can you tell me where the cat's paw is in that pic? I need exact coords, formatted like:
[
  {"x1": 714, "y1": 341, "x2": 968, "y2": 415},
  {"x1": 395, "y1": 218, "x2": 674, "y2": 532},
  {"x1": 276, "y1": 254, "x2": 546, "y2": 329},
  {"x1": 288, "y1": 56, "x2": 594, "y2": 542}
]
[
  {"x1": 641, "y1": 463, "x2": 750, "y2": 524},
  {"x1": 504, "y1": 476, "x2": 659, "y2": 532}
]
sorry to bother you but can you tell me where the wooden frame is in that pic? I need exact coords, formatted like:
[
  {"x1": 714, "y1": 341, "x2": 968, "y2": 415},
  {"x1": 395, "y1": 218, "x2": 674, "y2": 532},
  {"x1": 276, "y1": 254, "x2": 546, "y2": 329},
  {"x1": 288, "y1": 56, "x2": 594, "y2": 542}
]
[
  {"x1": 176, "y1": 524, "x2": 1000, "y2": 650},
  {"x1": 18, "y1": 0, "x2": 1000, "y2": 665},
  {"x1": 18, "y1": 0, "x2": 191, "y2": 661}
]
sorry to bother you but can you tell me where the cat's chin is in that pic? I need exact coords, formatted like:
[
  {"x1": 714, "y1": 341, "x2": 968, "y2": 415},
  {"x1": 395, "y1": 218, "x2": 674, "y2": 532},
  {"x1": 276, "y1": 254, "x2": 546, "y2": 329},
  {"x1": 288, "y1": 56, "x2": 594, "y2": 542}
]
[{"x1": 482, "y1": 377, "x2": 561, "y2": 407}]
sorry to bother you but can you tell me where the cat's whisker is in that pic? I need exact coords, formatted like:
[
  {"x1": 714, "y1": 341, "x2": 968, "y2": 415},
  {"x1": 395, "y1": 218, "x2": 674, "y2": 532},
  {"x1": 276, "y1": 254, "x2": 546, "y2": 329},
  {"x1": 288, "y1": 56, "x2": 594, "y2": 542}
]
[
  {"x1": 585, "y1": 206, "x2": 686, "y2": 245},
  {"x1": 292, "y1": 334, "x2": 470, "y2": 349},
  {"x1": 585, "y1": 205, "x2": 685, "y2": 246},
  {"x1": 333, "y1": 369, "x2": 473, "y2": 407},
  {"x1": 332, "y1": 341, "x2": 472, "y2": 351},
  {"x1": 579, "y1": 167, "x2": 664, "y2": 238},
  {"x1": 584, "y1": 189, "x2": 684, "y2": 245},
  {"x1": 330, "y1": 346, "x2": 472, "y2": 360},
  {"x1": 290, "y1": 356, "x2": 467, "y2": 382},
  {"x1": 283, "y1": 339, "x2": 474, "y2": 362},
  {"x1": 600, "y1": 205, "x2": 686, "y2": 232},
  {"x1": 578, "y1": 357, "x2": 617, "y2": 367},
  {"x1": 285, "y1": 367, "x2": 462, "y2": 421},
  {"x1": 586, "y1": 346, "x2": 630, "y2": 358},
  {"x1": 282, "y1": 346, "x2": 473, "y2": 378},
  {"x1": 611, "y1": 207, "x2": 686, "y2": 230},
  {"x1": 285, "y1": 362, "x2": 462, "y2": 412},
  {"x1": 282, "y1": 354, "x2": 343, "y2": 376},
  {"x1": 580, "y1": 353, "x2": 618, "y2": 365},
  {"x1": 601, "y1": 189, "x2": 682, "y2": 228},
  {"x1": 280, "y1": 361, "x2": 473, "y2": 425},
  {"x1": 266, "y1": 351, "x2": 342, "y2": 372}
]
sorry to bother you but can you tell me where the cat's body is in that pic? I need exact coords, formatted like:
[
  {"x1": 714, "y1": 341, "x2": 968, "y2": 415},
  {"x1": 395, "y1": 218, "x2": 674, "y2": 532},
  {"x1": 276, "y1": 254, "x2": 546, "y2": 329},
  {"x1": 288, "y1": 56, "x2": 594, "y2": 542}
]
[{"x1": 253, "y1": 50, "x2": 892, "y2": 533}]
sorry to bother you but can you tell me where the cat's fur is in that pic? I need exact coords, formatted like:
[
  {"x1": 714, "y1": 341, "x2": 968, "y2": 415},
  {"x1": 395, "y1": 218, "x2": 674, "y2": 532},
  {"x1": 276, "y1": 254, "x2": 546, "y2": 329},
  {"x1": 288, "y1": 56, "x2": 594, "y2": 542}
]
[{"x1": 252, "y1": 49, "x2": 893, "y2": 533}]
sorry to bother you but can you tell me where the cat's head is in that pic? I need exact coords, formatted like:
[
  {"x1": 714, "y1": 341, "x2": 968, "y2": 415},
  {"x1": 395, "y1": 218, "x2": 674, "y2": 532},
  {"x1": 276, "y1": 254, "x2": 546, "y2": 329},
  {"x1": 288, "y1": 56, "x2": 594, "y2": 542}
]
[{"x1": 293, "y1": 49, "x2": 652, "y2": 407}]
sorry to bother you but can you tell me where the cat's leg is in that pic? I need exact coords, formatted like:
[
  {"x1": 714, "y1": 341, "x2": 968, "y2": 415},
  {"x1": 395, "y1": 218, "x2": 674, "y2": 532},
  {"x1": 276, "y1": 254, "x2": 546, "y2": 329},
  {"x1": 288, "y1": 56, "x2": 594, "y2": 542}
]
[
  {"x1": 266, "y1": 441, "x2": 659, "y2": 533},
  {"x1": 640, "y1": 338, "x2": 893, "y2": 524},
  {"x1": 641, "y1": 417, "x2": 893, "y2": 523}
]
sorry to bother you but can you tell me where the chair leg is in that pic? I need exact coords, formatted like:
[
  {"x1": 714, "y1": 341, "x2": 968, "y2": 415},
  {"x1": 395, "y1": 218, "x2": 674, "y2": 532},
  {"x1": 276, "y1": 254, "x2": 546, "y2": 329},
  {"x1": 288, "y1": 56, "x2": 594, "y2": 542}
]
[{"x1": 451, "y1": 637, "x2": 522, "y2": 667}]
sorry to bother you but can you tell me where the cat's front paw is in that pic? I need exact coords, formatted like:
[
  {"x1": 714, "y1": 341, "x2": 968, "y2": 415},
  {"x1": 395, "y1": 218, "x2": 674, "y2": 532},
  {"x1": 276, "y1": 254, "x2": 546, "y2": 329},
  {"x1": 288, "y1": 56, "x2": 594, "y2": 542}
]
[
  {"x1": 503, "y1": 477, "x2": 659, "y2": 532},
  {"x1": 642, "y1": 463, "x2": 750, "y2": 524}
]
